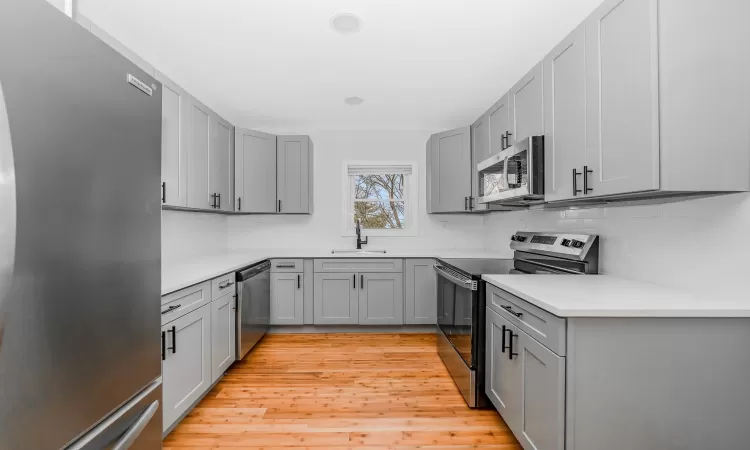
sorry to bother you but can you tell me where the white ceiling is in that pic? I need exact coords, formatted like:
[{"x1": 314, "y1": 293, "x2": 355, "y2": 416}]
[{"x1": 79, "y1": 0, "x2": 602, "y2": 132}]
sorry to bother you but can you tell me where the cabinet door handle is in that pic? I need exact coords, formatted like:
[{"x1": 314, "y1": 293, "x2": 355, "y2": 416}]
[
  {"x1": 238, "y1": 197, "x2": 241, "y2": 211},
  {"x1": 469, "y1": 196, "x2": 474, "y2": 211},
  {"x1": 210, "y1": 193, "x2": 216, "y2": 208},
  {"x1": 501, "y1": 304, "x2": 523, "y2": 318},
  {"x1": 161, "y1": 182, "x2": 165, "y2": 204},
  {"x1": 501, "y1": 133, "x2": 506, "y2": 150},
  {"x1": 508, "y1": 329, "x2": 518, "y2": 360},
  {"x1": 506, "y1": 132, "x2": 512, "y2": 147},
  {"x1": 297, "y1": 274, "x2": 301, "y2": 289},
  {"x1": 219, "y1": 281, "x2": 232, "y2": 289},
  {"x1": 360, "y1": 274, "x2": 364, "y2": 290},
  {"x1": 501, "y1": 325, "x2": 508, "y2": 354},
  {"x1": 278, "y1": 199, "x2": 282, "y2": 212},
  {"x1": 216, "y1": 193, "x2": 221, "y2": 209},
  {"x1": 583, "y1": 166, "x2": 593, "y2": 194},
  {"x1": 464, "y1": 197, "x2": 469, "y2": 211},
  {"x1": 168, "y1": 325, "x2": 176, "y2": 354},
  {"x1": 353, "y1": 274, "x2": 356, "y2": 289},
  {"x1": 161, "y1": 331, "x2": 166, "y2": 361},
  {"x1": 573, "y1": 169, "x2": 582, "y2": 196}
]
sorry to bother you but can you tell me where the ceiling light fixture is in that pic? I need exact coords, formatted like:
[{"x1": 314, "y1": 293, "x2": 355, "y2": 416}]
[
  {"x1": 331, "y1": 13, "x2": 363, "y2": 34},
  {"x1": 344, "y1": 96, "x2": 364, "y2": 106}
]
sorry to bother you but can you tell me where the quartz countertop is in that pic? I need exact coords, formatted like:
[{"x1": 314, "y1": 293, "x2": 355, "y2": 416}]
[
  {"x1": 482, "y1": 274, "x2": 750, "y2": 318},
  {"x1": 162, "y1": 249, "x2": 503, "y2": 295}
]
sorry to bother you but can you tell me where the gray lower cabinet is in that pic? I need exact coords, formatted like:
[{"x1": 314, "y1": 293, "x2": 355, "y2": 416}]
[
  {"x1": 313, "y1": 272, "x2": 358, "y2": 324},
  {"x1": 486, "y1": 306, "x2": 565, "y2": 450},
  {"x1": 270, "y1": 272, "x2": 304, "y2": 325},
  {"x1": 358, "y1": 273, "x2": 404, "y2": 325},
  {"x1": 210, "y1": 293, "x2": 236, "y2": 383},
  {"x1": 404, "y1": 259, "x2": 437, "y2": 325},
  {"x1": 162, "y1": 304, "x2": 211, "y2": 432}
]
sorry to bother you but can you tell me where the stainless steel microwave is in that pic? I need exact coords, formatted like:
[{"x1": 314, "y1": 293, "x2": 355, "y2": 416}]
[{"x1": 477, "y1": 136, "x2": 544, "y2": 205}]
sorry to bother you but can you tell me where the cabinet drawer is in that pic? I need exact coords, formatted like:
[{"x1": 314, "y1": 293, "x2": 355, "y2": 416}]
[
  {"x1": 271, "y1": 259, "x2": 304, "y2": 273},
  {"x1": 487, "y1": 284, "x2": 566, "y2": 356},
  {"x1": 161, "y1": 281, "x2": 210, "y2": 325},
  {"x1": 314, "y1": 258, "x2": 403, "y2": 273},
  {"x1": 211, "y1": 272, "x2": 236, "y2": 300}
]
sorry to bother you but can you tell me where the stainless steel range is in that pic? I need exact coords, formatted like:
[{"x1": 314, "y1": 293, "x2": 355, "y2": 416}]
[{"x1": 435, "y1": 231, "x2": 599, "y2": 407}]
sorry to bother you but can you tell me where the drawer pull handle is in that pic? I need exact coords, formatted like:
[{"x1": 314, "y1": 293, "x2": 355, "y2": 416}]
[
  {"x1": 501, "y1": 305, "x2": 523, "y2": 318},
  {"x1": 275, "y1": 264, "x2": 296, "y2": 268},
  {"x1": 219, "y1": 281, "x2": 232, "y2": 289},
  {"x1": 161, "y1": 304, "x2": 181, "y2": 315}
]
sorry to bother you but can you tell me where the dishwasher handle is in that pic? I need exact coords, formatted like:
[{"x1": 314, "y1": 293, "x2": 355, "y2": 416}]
[{"x1": 237, "y1": 260, "x2": 271, "y2": 281}]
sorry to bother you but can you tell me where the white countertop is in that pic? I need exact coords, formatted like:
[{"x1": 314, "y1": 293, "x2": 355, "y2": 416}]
[
  {"x1": 482, "y1": 274, "x2": 750, "y2": 318},
  {"x1": 162, "y1": 249, "x2": 502, "y2": 295}
]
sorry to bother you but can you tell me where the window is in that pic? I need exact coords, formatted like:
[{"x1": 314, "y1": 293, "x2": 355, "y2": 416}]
[{"x1": 343, "y1": 162, "x2": 418, "y2": 236}]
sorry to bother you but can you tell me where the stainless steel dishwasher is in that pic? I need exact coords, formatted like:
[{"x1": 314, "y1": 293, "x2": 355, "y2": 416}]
[{"x1": 235, "y1": 260, "x2": 271, "y2": 361}]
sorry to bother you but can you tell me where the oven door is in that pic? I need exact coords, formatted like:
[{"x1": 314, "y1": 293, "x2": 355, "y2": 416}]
[{"x1": 435, "y1": 264, "x2": 476, "y2": 369}]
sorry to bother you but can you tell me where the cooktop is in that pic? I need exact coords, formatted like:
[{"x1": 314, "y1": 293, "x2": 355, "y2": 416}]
[{"x1": 438, "y1": 258, "x2": 515, "y2": 277}]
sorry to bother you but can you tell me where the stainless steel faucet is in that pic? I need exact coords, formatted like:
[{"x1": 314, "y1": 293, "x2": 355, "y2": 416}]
[{"x1": 355, "y1": 219, "x2": 368, "y2": 250}]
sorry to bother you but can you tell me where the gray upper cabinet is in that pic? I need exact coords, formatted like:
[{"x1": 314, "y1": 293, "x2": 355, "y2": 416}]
[
  {"x1": 234, "y1": 128, "x2": 277, "y2": 213},
  {"x1": 162, "y1": 304, "x2": 211, "y2": 432},
  {"x1": 156, "y1": 71, "x2": 189, "y2": 207},
  {"x1": 277, "y1": 135, "x2": 313, "y2": 214},
  {"x1": 186, "y1": 98, "x2": 211, "y2": 209},
  {"x1": 404, "y1": 259, "x2": 437, "y2": 325},
  {"x1": 270, "y1": 272, "x2": 304, "y2": 325},
  {"x1": 427, "y1": 127, "x2": 472, "y2": 213},
  {"x1": 358, "y1": 273, "x2": 404, "y2": 325},
  {"x1": 471, "y1": 114, "x2": 490, "y2": 211},
  {"x1": 210, "y1": 293, "x2": 235, "y2": 383},
  {"x1": 585, "y1": 0, "x2": 659, "y2": 198},
  {"x1": 543, "y1": 24, "x2": 588, "y2": 202},
  {"x1": 517, "y1": 331, "x2": 565, "y2": 450},
  {"x1": 488, "y1": 93, "x2": 511, "y2": 157},
  {"x1": 209, "y1": 115, "x2": 233, "y2": 211},
  {"x1": 509, "y1": 61, "x2": 544, "y2": 146},
  {"x1": 313, "y1": 273, "x2": 358, "y2": 324}
]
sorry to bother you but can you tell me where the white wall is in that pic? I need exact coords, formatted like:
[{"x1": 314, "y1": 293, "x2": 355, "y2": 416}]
[
  {"x1": 482, "y1": 193, "x2": 750, "y2": 296},
  {"x1": 162, "y1": 210, "x2": 228, "y2": 260},
  {"x1": 228, "y1": 129, "x2": 485, "y2": 252}
]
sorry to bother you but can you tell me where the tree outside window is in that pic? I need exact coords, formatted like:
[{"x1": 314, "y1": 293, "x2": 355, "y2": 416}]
[{"x1": 353, "y1": 174, "x2": 406, "y2": 229}]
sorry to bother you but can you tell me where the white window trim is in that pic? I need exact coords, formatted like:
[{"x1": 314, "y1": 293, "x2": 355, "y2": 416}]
[{"x1": 341, "y1": 161, "x2": 419, "y2": 237}]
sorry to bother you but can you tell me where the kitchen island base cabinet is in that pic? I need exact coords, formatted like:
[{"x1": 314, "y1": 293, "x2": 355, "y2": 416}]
[
  {"x1": 162, "y1": 304, "x2": 211, "y2": 433},
  {"x1": 210, "y1": 294, "x2": 236, "y2": 383},
  {"x1": 271, "y1": 272, "x2": 304, "y2": 325},
  {"x1": 313, "y1": 273, "x2": 358, "y2": 325},
  {"x1": 359, "y1": 273, "x2": 404, "y2": 325},
  {"x1": 404, "y1": 259, "x2": 437, "y2": 325}
]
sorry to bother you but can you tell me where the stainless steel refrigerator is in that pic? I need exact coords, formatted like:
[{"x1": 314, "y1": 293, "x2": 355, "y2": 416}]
[{"x1": 0, "y1": 0, "x2": 163, "y2": 448}]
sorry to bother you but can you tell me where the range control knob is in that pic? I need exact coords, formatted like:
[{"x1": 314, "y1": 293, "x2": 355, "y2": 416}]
[
  {"x1": 571, "y1": 239, "x2": 585, "y2": 249},
  {"x1": 511, "y1": 235, "x2": 527, "y2": 242},
  {"x1": 561, "y1": 239, "x2": 572, "y2": 247}
]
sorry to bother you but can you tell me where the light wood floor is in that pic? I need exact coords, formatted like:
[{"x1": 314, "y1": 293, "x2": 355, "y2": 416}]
[{"x1": 164, "y1": 333, "x2": 521, "y2": 449}]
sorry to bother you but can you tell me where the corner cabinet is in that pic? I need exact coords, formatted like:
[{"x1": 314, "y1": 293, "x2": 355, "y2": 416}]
[
  {"x1": 277, "y1": 135, "x2": 314, "y2": 214},
  {"x1": 426, "y1": 126, "x2": 472, "y2": 213},
  {"x1": 162, "y1": 304, "x2": 211, "y2": 433},
  {"x1": 234, "y1": 128, "x2": 277, "y2": 213}
]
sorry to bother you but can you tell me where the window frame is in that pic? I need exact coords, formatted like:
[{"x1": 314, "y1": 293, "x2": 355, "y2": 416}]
[{"x1": 341, "y1": 161, "x2": 419, "y2": 237}]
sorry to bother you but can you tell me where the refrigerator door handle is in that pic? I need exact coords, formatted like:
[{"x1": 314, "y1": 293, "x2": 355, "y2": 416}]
[
  {"x1": 0, "y1": 81, "x2": 17, "y2": 351},
  {"x1": 109, "y1": 399, "x2": 160, "y2": 450}
]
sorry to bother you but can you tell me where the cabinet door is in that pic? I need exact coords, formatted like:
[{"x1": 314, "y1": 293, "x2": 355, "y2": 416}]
[
  {"x1": 471, "y1": 113, "x2": 490, "y2": 210},
  {"x1": 270, "y1": 272, "x2": 304, "y2": 325},
  {"x1": 485, "y1": 308, "x2": 522, "y2": 434},
  {"x1": 313, "y1": 273, "x2": 358, "y2": 324},
  {"x1": 518, "y1": 331, "x2": 565, "y2": 450},
  {"x1": 211, "y1": 294, "x2": 235, "y2": 382},
  {"x1": 186, "y1": 98, "x2": 211, "y2": 209},
  {"x1": 488, "y1": 93, "x2": 510, "y2": 157},
  {"x1": 277, "y1": 135, "x2": 310, "y2": 214},
  {"x1": 209, "y1": 115, "x2": 233, "y2": 211},
  {"x1": 543, "y1": 24, "x2": 588, "y2": 202},
  {"x1": 585, "y1": 0, "x2": 659, "y2": 197},
  {"x1": 404, "y1": 259, "x2": 437, "y2": 325},
  {"x1": 359, "y1": 273, "x2": 404, "y2": 325},
  {"x1": 156, "y1": 71, "x2": 189, "y2": 207},
  {"x1": 428, "y1": 127, "x2": 472, "y2": 213},
  {"x1": 235, "y1": 128, "x2": 276, "y2": 213},
  {"x1": 162, "y1": 304, "x2": 211, "y2": 432},
  {"x1": 509, "y1": 61, "x2": 544, "y2": 145}
]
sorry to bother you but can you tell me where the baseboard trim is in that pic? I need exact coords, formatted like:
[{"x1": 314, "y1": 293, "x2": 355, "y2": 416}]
[{"x1": 268, "y1": 325, "x2": 437, "y2": 334}]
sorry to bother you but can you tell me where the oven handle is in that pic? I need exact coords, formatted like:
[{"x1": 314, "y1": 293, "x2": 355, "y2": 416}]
[
  {"x1": 513, "y1": 258, "x2": 583, "y2": 275},
  {"x1": 434, "y1": 265, "x2": 478, "y2": 291}
]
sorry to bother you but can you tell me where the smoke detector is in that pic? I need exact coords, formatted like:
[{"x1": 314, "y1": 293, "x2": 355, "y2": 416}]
[
  {"x1": 331, "y1": 13, "x2": 363, "y2": 35},
  {"x1": 344, "y1": 96, "x2": 364, "y2": 106}
]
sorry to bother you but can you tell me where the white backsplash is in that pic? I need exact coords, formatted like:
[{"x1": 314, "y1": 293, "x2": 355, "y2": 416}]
[
  {"x1": 162, "y1": 210, "x2": 228, "y2": 260},
  {"x1": 482, "y1": 193, "x2": 750, "y2": 296}
]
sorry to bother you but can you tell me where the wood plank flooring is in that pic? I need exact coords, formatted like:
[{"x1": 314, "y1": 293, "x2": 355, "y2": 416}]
[{"x1": 164, "y1": 333, "x2": 521, "y2": 449}]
